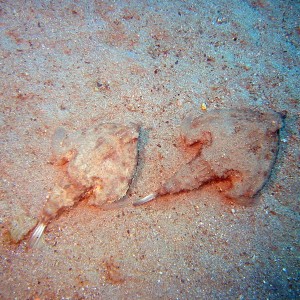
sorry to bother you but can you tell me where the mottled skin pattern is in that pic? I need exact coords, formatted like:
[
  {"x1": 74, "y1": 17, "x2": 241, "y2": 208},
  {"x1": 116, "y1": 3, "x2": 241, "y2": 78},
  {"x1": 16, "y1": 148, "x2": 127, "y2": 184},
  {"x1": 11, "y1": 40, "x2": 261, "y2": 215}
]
[
  {"x1": 179, "y1": 109, "x2": 282, "y2": 203},
  {"x1": 134, "y1": 109, "x2": 282, "y2": 206},
  {"x1": 29, "y1": 123, "x2": 139, "y2": 247},
  {"x1": 62, "y1": 123, "x2": 139, "y2": 206}
]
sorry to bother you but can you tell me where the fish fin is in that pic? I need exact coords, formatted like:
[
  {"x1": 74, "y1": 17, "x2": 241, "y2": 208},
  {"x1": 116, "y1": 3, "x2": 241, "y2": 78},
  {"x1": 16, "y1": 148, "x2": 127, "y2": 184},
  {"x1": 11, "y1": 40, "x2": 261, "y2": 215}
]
[
  {"x1": 29, "y1": 222, "x2": 46, "y2": 248},
  {"x1": 133, "y1": 193, "x2": 157, "y2": 206}
]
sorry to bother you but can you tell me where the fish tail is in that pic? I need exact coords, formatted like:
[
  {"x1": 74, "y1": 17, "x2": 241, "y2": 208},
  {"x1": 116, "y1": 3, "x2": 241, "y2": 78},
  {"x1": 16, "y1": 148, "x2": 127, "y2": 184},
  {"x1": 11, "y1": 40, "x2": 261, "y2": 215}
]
[
  {"x1": 29, "y1": 222, "x2": 46, "y2": 248},
  {"x1": 133, "y1": 193, "x2": 157, "y2": 206}
]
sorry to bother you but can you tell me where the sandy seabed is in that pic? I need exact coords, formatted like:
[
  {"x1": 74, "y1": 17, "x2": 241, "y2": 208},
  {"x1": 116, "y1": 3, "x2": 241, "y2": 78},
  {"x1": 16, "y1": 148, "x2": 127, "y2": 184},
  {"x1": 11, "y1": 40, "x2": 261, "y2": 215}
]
[{"x1": 0, "y1": 0, "x2": 299, "y2": 299}]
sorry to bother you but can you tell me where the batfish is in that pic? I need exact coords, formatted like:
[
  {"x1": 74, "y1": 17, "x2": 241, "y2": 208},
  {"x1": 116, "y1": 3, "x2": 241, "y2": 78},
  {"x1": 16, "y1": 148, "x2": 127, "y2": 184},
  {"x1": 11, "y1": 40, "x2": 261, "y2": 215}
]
[
  {"x1": 134, "y1": 109, "x2": 282, "y2": 206},
  {"x1": 29, "y1": 123, "x2": 139, "y2": 247}
]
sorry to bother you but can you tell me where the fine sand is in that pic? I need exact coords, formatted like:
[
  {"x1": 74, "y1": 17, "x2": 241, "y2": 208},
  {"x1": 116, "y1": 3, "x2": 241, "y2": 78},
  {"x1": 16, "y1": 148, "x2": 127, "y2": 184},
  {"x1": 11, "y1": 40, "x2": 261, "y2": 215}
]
[{"x1": 0, "y1": 1, "x2": 299, "y2": 299}]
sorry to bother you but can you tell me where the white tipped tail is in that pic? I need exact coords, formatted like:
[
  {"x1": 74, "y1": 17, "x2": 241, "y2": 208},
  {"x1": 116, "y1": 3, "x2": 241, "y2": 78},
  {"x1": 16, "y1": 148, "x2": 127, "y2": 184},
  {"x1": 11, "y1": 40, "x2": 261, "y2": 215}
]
[
  {"x1": 29, "y1": 222, "x2": 46, "y2": 248},
  {"x1": 133, "y1": 193, "x2": 157, "y2": 206}
]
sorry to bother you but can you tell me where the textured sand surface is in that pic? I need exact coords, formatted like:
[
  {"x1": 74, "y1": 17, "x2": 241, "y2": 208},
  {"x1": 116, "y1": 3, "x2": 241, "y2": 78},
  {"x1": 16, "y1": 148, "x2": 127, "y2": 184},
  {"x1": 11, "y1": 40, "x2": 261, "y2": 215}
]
[{"x1": 0, "y1": 1, "x2": 299, "y2": 299}]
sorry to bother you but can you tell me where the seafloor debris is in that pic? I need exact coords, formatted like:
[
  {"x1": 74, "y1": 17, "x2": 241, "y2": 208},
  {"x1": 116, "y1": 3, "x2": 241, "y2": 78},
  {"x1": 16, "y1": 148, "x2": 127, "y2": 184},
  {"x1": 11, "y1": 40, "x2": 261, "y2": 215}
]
[
  {"x1": 134, "y1": 109, "x2": 282, "y2": 206},
  {"x1": 29, "y1": 123, "x2": 139, "y2": 248}
]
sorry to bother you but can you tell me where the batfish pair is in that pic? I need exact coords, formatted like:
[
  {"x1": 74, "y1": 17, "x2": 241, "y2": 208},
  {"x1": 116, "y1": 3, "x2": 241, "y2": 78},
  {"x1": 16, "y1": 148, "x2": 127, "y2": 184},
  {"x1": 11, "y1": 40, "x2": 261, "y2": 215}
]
[{"x1": 29, "y1": 109, "x2": 282, "y2": 247}]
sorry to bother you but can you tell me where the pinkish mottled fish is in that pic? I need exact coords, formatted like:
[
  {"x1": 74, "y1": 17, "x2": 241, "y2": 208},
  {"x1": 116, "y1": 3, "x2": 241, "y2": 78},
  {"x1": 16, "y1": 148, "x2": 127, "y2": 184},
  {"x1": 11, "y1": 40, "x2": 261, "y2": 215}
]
[
  {"x1": 30, "y1": 123, "x2": 139, "y2": 247},
  {"x1": 134, "y1": 109, "x2": 282, "y2": 206}
]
